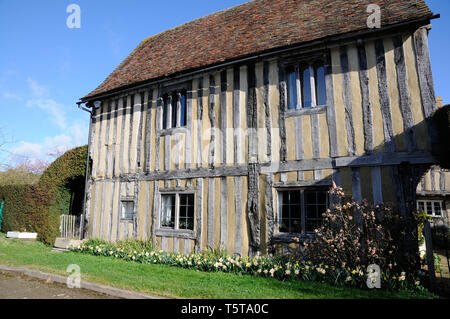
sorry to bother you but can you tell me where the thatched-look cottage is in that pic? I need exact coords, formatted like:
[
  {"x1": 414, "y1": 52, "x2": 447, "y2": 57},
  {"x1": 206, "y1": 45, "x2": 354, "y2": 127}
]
[{"x1": 77, "y1": 0, "x2": 440, "y2": 257}]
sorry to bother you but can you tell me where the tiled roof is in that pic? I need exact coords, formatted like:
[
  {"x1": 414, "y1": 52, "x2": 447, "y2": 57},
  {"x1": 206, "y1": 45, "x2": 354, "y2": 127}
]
[{"x1": 82, "y1": 0, "x2": 433, "y2": 100}]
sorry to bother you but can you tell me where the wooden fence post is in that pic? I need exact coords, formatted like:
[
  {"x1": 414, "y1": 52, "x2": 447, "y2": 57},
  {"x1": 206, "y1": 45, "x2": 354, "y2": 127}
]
[{"x1": 424, "y1": 219, "x2": 436, "y2": 291}]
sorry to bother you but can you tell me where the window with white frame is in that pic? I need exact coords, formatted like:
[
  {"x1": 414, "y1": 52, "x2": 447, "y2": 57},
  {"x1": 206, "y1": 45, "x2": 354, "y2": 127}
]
[
  {"x1": 160, "y1": 193, "x2": 195, "y2": 230},
  {"x1": 417, "y1": 200, "x2": 443, "y2": 217},
  {"x1": 286, "y1": 61, "x2": 327, "y2": 110},
  {"x1": 121, "y1": 200, "x2": 135, "y2": 220},
  {"x1": 162, "y1": 90, "x2": 187, "y2": 130},
  {"x1": 278, "y1": 188, "x2": 328, "y2": 234}
]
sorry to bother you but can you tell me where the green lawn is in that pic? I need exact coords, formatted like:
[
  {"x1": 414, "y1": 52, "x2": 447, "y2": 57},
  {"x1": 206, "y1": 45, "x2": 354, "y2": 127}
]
[{"x1": 0, "y1": 234, "x2": 437, "y2": 299}]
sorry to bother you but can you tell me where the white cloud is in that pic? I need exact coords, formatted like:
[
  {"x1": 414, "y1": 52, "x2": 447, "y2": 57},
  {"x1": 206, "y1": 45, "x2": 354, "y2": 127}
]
[
  {"x1": 8, "y1": 125, "x2": 88, "y2": 167},
  {"x1": 2, "y1": 92, "x2": 23, "y2": 101},
  {"x1": 1, "y1": 77, "x2": 89, "y2": 169},
  {"x1": 10, "y1": 142, "x2": 43, "y2": 160},
  {"x1": 27, "y1": 77, "x2": 48, "y2": 98},
  {"x1": 26, "y1": 98, "x2": 67, "y2": 130}
]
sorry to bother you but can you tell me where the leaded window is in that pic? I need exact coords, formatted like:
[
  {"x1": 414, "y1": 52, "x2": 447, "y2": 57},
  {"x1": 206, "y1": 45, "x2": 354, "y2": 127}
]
[{"x1": 278, "y1": 188, "x2": 329, "y2": 234}]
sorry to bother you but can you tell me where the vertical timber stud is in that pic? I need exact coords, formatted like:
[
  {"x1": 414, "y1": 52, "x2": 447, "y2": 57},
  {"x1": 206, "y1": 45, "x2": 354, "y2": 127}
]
[
  {"x1": 263, "y1": 61, "x2": 272, "y2": 162},
  {"x1": 197, "y1": 78, "x2": 204, "y2": 168},
  {"x1": 357, "y1": 43, "x2": 374, "y2": 154},
  {"x1": 233, "y1": 68, "x2": 240, "y2": 166},
  {"x1": 137, "y1": 91, "x2": 145, "y2": 172},
  {"x1": 325, "y1": 51, "x2": 338, "y2": 158},
  {"x1": 220, "y1": 177, "x2": 227, "y2": 250},
  {"x1": 111, "y1": 99, "x2": 119, "y2": 177},
  {"x1": 375, "y1": 39, "x2": 396, "y2": 153},
  {"x1": 265, "y1": 173, "x2": 275, "y2": 255},
  {"x1": 151, "y1": 181, "x2": 160, "y2": 247},
  {"x1": 234, "y1": 176, "x2": 243, "y2": 256},
  {"x1": 440, "y1": 168, "x2": 445, "y2": 192},
  {"x1": 128, "y1": 95, "x2": 134, "y2": 173},
  {"x1": 134, "y1": 180, "x2": 139, "y2": 239},
  {"x1": 208, "y1": 75, "x2": 216, "y2": 168},
  {"x1": 104, "y1": 101, "x2": 112, "y2": 177},
  {"x1": 220, "y1": 71, "x2": 227, "y2": 166},
  {"x1": 185, "y1": 81, "x2": 193, "y2": 169},
  {"x1": 247, "y1": 63, "x2": 260, "y2": 256},
  {"x1": 278, "y1": 61, "x2": 287, "y2": 162},
  {"x1": 144, "y1": 181, "x2": 149, "y2": 241},
  {"x1": 195, "y1": 178, "x2": 203, "y2": 252},
  {"x1": 207, "y1": 178, "x2": 215, "y2": 249},
  {"x1": 155, "y1": 88, "x2": 162, "y2": 172},
  {"x1": 340, "y1": 46, "x2": 356, "y2": 156},
  {"x1": 119, "y1": 97, "x2": 127, "y2": 175},
  {"x1": 413, "y1": 26, "x2": 439, "y2": 150},
  {"x1": 393, "y1": 36, "x2": 417, "y2": 153},
  {"x1": 145, "y1": 89, "x2": 153, "y2": 173}
]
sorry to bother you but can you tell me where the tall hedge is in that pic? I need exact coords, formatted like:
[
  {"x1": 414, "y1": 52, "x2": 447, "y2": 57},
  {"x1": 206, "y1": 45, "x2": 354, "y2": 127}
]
[
  {"x1": 0, "y1": 145, "x2": 87, "y2": 245},
  {"x1": 39, "y1": 145, "x2": 87, "y2": 218},
  {"x1": 0, "y1": 184, "x2": 53, "y2": 241}
]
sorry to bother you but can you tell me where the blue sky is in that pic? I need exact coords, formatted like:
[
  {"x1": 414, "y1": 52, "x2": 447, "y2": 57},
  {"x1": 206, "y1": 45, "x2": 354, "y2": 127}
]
[{"x1": 0, "y1": 0, "x2": 448, "y2": 169}]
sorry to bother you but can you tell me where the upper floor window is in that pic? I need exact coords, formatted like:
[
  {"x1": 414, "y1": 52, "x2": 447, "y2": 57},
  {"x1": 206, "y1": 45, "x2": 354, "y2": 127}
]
[
  {"x1": 162, "y1": 90, "x2": 187, "y2": 130},
  {"x1": 277, "y1": 188, "x2": 329, "y2": 234},
  {"x1": 417, "y1": 200, "x2": 443, "y2": 218},
  {"x1": 286, "y1": 61, "x2": 327, "y2": 110}
]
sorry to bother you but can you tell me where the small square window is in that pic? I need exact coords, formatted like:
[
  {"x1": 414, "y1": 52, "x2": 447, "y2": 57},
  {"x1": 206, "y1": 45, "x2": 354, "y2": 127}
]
[{"x1": 121, "y1": 201, "x2": 134, "y2": 220}]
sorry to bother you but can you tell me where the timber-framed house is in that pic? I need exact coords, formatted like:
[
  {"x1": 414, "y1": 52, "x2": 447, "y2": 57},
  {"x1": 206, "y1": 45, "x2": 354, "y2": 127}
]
[{"x1": 78, "y1": 0, "x2": 440, "y2": 257}]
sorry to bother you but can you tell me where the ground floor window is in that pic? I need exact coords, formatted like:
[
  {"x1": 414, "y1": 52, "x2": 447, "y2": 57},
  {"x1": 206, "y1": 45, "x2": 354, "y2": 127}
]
[
  {"x1": 120, "y1": 200, "x2": 135, "y2": 220},
  {"x1": 161, "y1": 193, "x2": 195, "y2": 230},
  {"x1": 417, "y1": 200, "x2": 443, "y2": 217},
  {"x1": 278, "y1": 188, "x2": 328, "y2": 234}
]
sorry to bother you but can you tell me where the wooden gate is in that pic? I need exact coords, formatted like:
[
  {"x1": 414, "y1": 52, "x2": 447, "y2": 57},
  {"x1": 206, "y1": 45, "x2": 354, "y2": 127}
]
[{"x1": 59, "y1": 215, "x2": 80, "y2": 239}]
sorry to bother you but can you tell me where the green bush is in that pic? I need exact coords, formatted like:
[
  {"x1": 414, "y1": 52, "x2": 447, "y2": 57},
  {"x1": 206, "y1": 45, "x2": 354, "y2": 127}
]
[
  {"x1": 0, "y1": 145, "x2": 87, "y2": 245},
  {"x1": 303, "y1": 183, "x2": 416, "y2": 274},
  {"x1": 0, "y1": 184, "x2": 53, "y2": 243},
  {"x1": 0, "y1": 185, "x2": 31, "y2": 232},
  {"x1": 39, "y1": 145, "x2": 87, "y2": 217},
  {"x1": 431, "y1": 225, "x2": 450, "y2": 250}
]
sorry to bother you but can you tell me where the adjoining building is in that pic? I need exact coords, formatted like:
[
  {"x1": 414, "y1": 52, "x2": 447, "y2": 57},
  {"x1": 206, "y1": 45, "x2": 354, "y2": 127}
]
[
  {"x1": 77, "y1": 0, "x2": 440, "y2": 257},
  {"x1": 416, "y1": 98, "x2": 450, "y2": 227}
]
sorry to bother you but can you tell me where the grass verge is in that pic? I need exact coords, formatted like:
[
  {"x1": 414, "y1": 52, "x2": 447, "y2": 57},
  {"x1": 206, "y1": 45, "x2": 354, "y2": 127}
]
[{"x1": 0, "y1": 234, "x2": 437, "y2": 299}]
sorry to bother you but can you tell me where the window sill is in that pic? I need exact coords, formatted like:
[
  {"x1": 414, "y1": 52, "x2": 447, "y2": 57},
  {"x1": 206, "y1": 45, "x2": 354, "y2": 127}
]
[
  {"x1": 159, "y1": 127, "x2": 188, "y2": 136},
  {"x1": 155, "y1": 228, "x2": 196, "y2": 239},
  {"x1": 284, "y1": 105, "x2": 328, "y2": 118}
]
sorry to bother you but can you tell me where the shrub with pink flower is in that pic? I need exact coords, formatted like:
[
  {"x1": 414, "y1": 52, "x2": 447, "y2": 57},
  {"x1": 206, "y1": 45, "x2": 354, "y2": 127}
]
[{"x1": 303, "y1": 182, "x2": 415, "y2": 274}]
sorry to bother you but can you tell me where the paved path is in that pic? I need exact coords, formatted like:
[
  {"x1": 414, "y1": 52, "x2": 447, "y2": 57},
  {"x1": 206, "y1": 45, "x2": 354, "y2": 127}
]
[
  {"x1": 0, "y1": 264, "x2": 166, "y2": 299},
  {"x1": 0, "y1": 269, "x2": 117, "y2": 299}
]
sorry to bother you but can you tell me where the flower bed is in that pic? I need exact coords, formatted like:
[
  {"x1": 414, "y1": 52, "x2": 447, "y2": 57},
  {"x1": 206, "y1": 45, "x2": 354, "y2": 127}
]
[{"x1": 70, "y1": 239, "x2": 428, "y2": 292}]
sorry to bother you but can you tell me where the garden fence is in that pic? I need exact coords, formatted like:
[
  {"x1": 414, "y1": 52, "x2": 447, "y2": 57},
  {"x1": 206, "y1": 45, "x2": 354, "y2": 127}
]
[{"x1": 59, "y1": 215, "x2": 80, "y2": 239}]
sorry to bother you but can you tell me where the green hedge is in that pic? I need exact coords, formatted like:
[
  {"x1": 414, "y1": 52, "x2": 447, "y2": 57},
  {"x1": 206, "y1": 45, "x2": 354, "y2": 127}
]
[
  {"x1": 0, "y1": 184, "x2": 53, "y2": 243},
  {"x1": 40, "y1": 145, "x2": 87, "y2": 219},
  {"x1": 0, "y1": 145, "x2": 87, "y2": 245}
]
